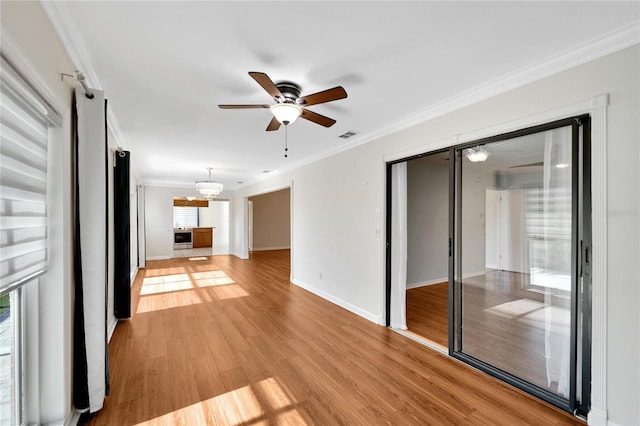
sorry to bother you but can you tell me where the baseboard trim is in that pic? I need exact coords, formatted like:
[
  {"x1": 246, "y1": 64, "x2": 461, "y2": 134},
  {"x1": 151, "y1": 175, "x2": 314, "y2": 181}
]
[
  {"x1": 586, "y1": 406, "x2": 607, "y2": 425},
  {"x1": 250, "y1": 246, "x2": 291, "y2": 252},
  {"x1": 392, "y1": 328, "x2": 448, "y2": 355},
  {"x1": 145, "y1": 255, "x2": 171, "y2": 261},
  {"x1": 61, "y1": 409, "x2": 81, "y2": 426},
  {"x1": 129, "y1": 267, "x2": 138, "y2": 284},
  {"x1": 107, "y1": 317, "x2": 118, "y2": 342},
  {"x1": 406, "y1": 271, "x2": 486, "y2": 289},
  {"x1": 406, "y1": 277, "x2": 448, "y2": 289},
  {"x1": 291, "y1": 278, "x2": 382, "y2": 325}
]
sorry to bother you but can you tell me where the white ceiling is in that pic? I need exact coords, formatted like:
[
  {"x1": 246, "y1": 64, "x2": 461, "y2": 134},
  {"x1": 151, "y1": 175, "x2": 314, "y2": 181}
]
[{"x1": 49, "y1": 1, "x2": 639, "y2": 190}]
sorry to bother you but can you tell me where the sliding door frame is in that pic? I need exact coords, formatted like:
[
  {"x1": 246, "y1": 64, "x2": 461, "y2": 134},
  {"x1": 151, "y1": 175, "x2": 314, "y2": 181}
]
[
  {"x1": 384, "y1": 149, "x2": 450, "y2": 326},
  {"x1": 450, "y1": 115, "x2": 591, "y2": 415},
  {"x1": 384, "y1": 114, "x2": 592, "y2": 417}
]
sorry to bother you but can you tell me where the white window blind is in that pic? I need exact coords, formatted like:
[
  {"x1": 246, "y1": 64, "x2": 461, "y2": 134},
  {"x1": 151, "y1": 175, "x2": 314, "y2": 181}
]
[
  {"x1": 174, "y1": 207, "x2": 198, "y2": 228},
  {"x1": 0, "y1": 54, "x2": 58, "y2": 294}
]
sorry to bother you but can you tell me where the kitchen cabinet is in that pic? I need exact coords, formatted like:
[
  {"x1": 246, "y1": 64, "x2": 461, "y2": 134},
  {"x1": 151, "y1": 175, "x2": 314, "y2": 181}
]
[
  {"x1": 173, "y1": 199, "x2": 209, "y2": 207},
  {"x1": 192, "y1": 227, "x2": 213, "y2": 248}
]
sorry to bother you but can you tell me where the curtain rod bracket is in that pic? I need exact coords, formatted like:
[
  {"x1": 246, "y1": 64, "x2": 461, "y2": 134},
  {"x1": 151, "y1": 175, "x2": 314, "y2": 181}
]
[
  {"x1": 61, "y1": 71, "x2": 95, "y2": 99},
  {"x1": 112, "y1": 147, "x2": 126, "y2": 166}
]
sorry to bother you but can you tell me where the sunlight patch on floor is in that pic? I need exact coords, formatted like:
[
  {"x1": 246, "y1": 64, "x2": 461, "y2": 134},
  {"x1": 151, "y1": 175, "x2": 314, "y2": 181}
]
[
  {"x1": 134, "y1": 377, "x2": 306, "y2": 426},
  {"x1": 140, "y1": 271, "x2": 235, "y2": 296},
  {"x1": 144, "y1": 266, "x2": 187, "y2": 277},
  {"x1": 484, "y1": 299, "x2": 570, "y2": 333},
  {"x1": 485, "y1": 298, "x2": 544, "y2": 319},
  {"x1": 254, "y1": 377, "x2": 294, "y2": 410},
  {"x1": 137, "y1": 288, "x2": 210, "y2": 314},
  {"x1": 137, "y1": 268, "x2": 248, "y2": 313}
]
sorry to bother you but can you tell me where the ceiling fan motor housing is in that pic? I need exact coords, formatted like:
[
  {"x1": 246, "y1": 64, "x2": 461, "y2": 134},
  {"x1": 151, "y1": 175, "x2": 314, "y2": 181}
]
[{"x1": 275, "y1": 81, "x2": 301, "y2": 103}]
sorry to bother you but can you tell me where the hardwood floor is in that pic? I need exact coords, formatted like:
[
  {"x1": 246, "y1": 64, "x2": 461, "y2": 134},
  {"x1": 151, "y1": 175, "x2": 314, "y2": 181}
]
[
  {"x1": 460, "y1": 271, "x2": 571, "y2": 396},
  {"x1": 406, "y1": 272, "x2": 572, "y2": 397},
  {"x1": 406, "y1": 283, "x2": 448, "y2": 347},
  {"x1": 80, "y1": 251, "x2": 581, "y2": 425}
]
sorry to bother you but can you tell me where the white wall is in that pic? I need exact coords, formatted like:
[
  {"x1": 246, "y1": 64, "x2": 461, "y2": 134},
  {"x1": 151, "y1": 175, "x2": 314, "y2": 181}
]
[
  {"x1": 249, "y1": 188, "x2": 291, "y2": 250},
  {"x1": 199, "y1": 200, "x2": 230, "y2": 247},
  {"x1": 130, "y1": 171, "x2": 139, "y2": 277},
  {"x1": 231, "y1": 46, "x2": 640, "y2": 424},
  {"x1": 460, "y1": 167, "x2": 492, "y2": 276},
  {"x1": 406, "y1": 158, "x2": 449, "y2": 287}
]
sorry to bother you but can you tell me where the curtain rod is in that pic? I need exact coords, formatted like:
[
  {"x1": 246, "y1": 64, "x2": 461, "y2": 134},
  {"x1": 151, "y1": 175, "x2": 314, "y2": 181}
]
[{"x1": 61, "y1": 71, "x2": 94, "y2": 99}]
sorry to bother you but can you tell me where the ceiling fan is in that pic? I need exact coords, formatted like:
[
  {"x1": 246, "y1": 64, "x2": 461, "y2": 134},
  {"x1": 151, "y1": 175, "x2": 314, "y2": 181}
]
[{"x1": 219, "y1": 72, "x2": 347, "y2": 131}]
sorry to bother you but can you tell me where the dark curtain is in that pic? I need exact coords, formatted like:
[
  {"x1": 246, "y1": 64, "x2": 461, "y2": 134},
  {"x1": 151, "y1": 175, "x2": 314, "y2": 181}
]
[{"x1": 114, "y1": 150, "x2": 131, "y2": 318}]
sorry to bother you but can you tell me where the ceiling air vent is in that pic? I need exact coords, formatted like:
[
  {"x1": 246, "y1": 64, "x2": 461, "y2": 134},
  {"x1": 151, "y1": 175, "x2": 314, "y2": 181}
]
[{"x1": 339, "y1": 131, "x2": 358, "y2": 139}]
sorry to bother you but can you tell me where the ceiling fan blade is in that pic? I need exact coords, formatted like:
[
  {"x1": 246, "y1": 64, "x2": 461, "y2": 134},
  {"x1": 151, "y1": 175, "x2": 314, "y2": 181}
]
[
  {"x1": 249, "y1": 72, "x2": 283, "y2": 101},
  {"x1": 298, "y1": 86, "x2": 347, "y2": 106},
  {"x1": 266, "y1": 116, "x2": 281, "y2": 132},
  {"x1": 301, "y1": 109, "x2": 336, "y2": 127},
  {"x1": 218, "y1": 104, "x2": 270, "y2": 109}
]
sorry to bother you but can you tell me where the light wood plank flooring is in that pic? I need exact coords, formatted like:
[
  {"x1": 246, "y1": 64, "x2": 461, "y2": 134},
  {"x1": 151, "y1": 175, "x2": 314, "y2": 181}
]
[
  {"x1": 406, "y1": 272, "x2": 572, "y2": 396},
  {"x1": 406, "y1": 283, "x2": 449, "y2": 348},
  {"x1": 80, "y1": 251, "x2": 581, "y2": 425}
]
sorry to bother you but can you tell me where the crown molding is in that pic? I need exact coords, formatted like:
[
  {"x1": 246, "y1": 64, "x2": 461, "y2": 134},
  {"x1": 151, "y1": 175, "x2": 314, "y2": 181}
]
[
  {"x1": 339, "y1": 21, "x2": 639, "y2": 160},
  {"x1": 239, "y1": 21, "x2": 638, "y2": 190},
  {"x1": 39, "y1": 0, "x2": 638, "y2": 189},
  {"x1": 39, "y1": 1, "x2": 101, "y2": 91},
  {"x1": 40, "y1": 1, "x2": 130, "y2": 155}
]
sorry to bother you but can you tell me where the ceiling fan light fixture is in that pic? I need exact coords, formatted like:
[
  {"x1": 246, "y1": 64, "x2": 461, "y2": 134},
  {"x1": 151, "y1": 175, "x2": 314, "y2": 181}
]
[
  {"x1": 465, "y1": 147, "x2": 489, "y2": 163},
  {"x1": 270, "y1": 103, "x2": 302, "y2": 125}
]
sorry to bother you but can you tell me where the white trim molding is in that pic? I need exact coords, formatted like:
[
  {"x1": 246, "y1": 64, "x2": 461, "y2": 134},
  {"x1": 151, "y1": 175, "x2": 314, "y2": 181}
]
[
  {"x1": 406, "y1": 278, "x2": 448, "y2": 290},
  {"x1": 250, "y1": 246, "x2": 291, "y2": 252},
  {"x1": 62, "y1": 409, "x2": 81, "y2": 426},
  {"x1": 292, "y1": 278, "x2": 382, "y2": 325},
  {"x1": 587, "y1": 95, "x2": 608, "y2": 426}
]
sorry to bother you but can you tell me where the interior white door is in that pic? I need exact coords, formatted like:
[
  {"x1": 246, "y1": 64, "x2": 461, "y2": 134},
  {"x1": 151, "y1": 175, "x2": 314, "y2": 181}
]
[{"x1": 485, "y1": 188, "x2": 500, "y2": 270}]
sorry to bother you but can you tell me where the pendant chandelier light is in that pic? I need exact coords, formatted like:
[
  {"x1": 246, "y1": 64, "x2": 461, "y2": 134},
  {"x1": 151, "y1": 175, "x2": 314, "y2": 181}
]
[{"x1": 195, "y1": 167, "x2": 223, "y2": 199}]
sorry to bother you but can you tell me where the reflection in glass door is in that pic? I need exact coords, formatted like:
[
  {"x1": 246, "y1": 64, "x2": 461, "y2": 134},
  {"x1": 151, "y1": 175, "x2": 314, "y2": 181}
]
[{"x1": 452, "y1": 117, "x2": 590, "y2": 414}]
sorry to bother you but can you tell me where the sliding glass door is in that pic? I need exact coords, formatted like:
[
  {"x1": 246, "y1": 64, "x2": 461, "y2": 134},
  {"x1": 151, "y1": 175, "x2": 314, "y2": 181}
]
[{"x1": 451, "y1": 117, "x2": 590, "y2": 414}]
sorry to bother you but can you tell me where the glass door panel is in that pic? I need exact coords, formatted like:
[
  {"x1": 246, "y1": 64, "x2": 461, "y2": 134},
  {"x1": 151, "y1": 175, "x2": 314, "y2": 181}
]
[{"x1": 454, "y1": 124, "x2": 576, "y2": 402}]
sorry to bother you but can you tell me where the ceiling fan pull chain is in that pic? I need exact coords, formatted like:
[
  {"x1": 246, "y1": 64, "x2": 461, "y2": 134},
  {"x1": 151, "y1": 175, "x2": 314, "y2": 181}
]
[{"x1": 284, "y1": 125, "x2": 289, "y2": 158}]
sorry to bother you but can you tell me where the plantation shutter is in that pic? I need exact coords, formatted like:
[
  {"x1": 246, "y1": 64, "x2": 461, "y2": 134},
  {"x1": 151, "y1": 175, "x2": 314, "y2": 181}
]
[
  {"x1": 174, "y1": 206, "x2": 198, "y2": 227},
  {"x1": 0, "y1": 54, "x2": 60, "y2": 294}
]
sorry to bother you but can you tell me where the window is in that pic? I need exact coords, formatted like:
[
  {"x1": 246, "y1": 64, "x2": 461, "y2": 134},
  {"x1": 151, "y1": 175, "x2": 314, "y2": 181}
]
[
  {"x1": 0, "y1": 287, "x2": 23, "y2": 425},
  {"x1": 174, "y1": 206, "x2": 198, "y2": 228},
  {"x1": 0, "y1": 52, "x2": 60, "y2": 426}
]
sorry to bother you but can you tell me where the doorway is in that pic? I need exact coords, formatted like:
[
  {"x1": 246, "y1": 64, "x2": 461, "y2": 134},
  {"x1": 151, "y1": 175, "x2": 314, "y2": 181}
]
[
  {"x1": 405, "y1": 152, "x2": 450, "y2": 348},
  {"x1": 387, "y1": 115, "x2": 592, "y2": 416},
  {"x1": 248, "y1": 188, "x2": 291, "y2": 252}
]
